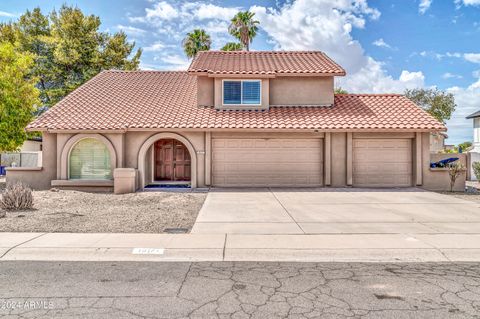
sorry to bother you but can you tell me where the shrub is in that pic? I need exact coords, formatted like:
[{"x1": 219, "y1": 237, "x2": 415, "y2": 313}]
[
  {"x1": 448, "y1": 162, "x2": 465, "y2": 192},
  {"x1": 0, "y1": 182, "x2": 34, "y2": 210},
  {"x1": 473, "y1": 162, "x2": 480, "y2": 181}
]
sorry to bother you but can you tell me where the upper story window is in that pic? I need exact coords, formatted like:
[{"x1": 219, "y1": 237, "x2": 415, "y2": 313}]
[{"x1": 223, "y1": 80, "x2": 261, "y2": 105}]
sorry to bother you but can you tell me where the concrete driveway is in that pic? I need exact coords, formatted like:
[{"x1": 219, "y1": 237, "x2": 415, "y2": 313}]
[{"x1": 191, "y1": 188, "x2": 480, "y2": 234}]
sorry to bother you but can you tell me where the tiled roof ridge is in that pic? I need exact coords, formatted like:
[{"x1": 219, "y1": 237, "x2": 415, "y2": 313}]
[
  {"x1": 189, "y1": 50, "x2": 346, "y2": 75},
  {"x1": 196, "y1": 50, "x2": 329, "y2": 54},
  {"x1": 101, "y1": 69, "x2": 188, "y2": 74},
  {"x1": 335, "y1": 93, "x2": 403, "y2": 96}
]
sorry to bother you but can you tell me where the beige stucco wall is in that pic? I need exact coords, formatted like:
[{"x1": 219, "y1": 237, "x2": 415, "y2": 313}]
[
  {"x1": 8, "y1": 130, "x2": 455, "y2": 192},
  {"x1": 205, "y1": 75, "x2": 334, "y2": 109},
  {"x1": 422, "y1": 132, "x2": 466, "y2": 191},
  {"x1": 197, "y1": 76, "x2": 214, "y2": 106},
  {"x1": 430, "y1": 133, "x2": 445, "y2": 153},
  {"x1": 20, "y1": 140, "x2": 42, "y2": 152},
  {"x1": 330, "y1": 132, "x2": 347, "y2": 187},
  {"x1": 270, "y1": 76, "x2": 334, "y2": 106},
  {"x1": 6, "y1": 132, "x2": 57, "y2": 190},
  {"x1": 214, "y1": 78, "x2": 270, "y2": 110}
]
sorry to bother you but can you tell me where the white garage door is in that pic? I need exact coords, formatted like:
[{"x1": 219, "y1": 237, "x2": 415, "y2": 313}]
[
  {"x1": 212, "y1": 138, "x2": 323, "y2": 187},
  {"x1": 353, "y1": 139, "x2": 412, "y2": 187}
]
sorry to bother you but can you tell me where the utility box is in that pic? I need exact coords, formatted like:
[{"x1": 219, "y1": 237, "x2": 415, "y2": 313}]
[{"x1": 114, "y1": 168, "x2": 137, "y2": 194}]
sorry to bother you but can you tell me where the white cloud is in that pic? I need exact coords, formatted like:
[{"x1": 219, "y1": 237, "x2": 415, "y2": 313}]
[
  {"x1": 129, "y1": 1, "x2": 243, "y2": 69},
  {"x1": 146, "y1": 1, "x2": 179, "y2": 20},
  {"x1": 0, "y1": 11, "x2": 15, "y2": 17},
  {"x1": 116, "y1": 25, "x2": 147, "y2": 37},
  {"x1": 464, "y1": 53, "x2": 480, "y2": 63},
  {"x1": 252, "y1": 0, "x2": 422, "y2": 93},
  {"x1": 443, "y1": 72, "x2": 463, "y2": 79},
  {"x1": 446, "y1": 52, "x2": 462, "y2": 58},
  {"x1": 372, "y1": 38, "x2": 391, "y2": 49},
  {"x1": 446, "y1": 78, "x2": 480, "y2": 143},
  {"x1": 144, "y1": 41, "x2": 166, "y2": 52},
  {"x1": 422, "y1": 52, "x2": 480, "y2": 64},
  {"x1": 195, "y1": 4, "x2": 239, "y2": 20},
  {"x1": 419, "y1": 0, "x2": 433, "y2": 14},
  {"x1": 155, "y1": 54, "x2": 190, "y2": 70},
  {"x1": 455, "y1": 0, "x2": 480, "y2": 6}
]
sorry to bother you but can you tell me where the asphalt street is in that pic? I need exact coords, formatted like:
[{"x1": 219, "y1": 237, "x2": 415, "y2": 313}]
[{"x1": 1, "y1": 261, "x2": 480, "y2": 318}]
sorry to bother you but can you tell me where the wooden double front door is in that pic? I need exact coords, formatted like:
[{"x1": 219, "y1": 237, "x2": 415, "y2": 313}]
[{"x1": 154, "y1": 139, "x2": 191, "y2": 181}]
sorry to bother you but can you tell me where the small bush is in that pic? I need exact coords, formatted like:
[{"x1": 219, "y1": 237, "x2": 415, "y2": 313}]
[
  {"x1": 448, "y1": 162, "x2": 465, "y2": 192},
  {"x1": 473, "y1": 162, "x2": 480, "y2": 181},
  {"x1": 0, "y1": 182, "x2": 34, "y2": 210}
]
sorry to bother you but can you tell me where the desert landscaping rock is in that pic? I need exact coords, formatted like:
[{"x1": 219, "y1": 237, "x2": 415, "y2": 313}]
[{"x1": 0, "y1": 190, "x2": 206, "y2": 233}]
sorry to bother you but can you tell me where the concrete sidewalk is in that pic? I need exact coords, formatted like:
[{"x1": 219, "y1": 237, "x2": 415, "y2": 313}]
[{"x1": 2, "y1": 232, "x2": 480, "y2": 262}]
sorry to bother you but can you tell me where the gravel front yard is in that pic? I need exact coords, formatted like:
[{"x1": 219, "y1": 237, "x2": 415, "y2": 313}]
[{"x1": 0, "y1": 190, "x2": 206, "y2": 233}]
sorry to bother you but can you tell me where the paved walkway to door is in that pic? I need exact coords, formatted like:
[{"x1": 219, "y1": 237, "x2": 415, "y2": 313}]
[{"x1": 191, "y1": 188, "x2": 480, "y2": 235}]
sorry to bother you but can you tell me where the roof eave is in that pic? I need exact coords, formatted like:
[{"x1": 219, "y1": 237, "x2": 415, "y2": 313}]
[
  {"x1": 188, "y1": 71, "x2": 346, "y2": 77},
  {"x1": 32, "y1": 127, "x2": 447, "y2": 133},
  {"x1": 466, "y1": 112, "x2": 480, "y2": 119}
]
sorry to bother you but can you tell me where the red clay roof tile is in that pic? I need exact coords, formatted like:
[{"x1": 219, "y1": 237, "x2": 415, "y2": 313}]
[
  {"x1": 27, "y1": 71, "x2": 446, "y2": 132},
  {"x1": 188, "y1": 51, "x2": 346, "y2": 76}
]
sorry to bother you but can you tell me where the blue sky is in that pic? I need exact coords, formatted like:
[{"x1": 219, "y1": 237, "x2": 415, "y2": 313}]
[{"x1": 1, "y1": 0, "x2": 480, "y2": 144}]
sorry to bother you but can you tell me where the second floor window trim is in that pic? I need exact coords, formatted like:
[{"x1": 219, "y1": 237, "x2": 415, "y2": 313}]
[{"x1": 222, "y1": 79, "x2": 262, "y2": 106}]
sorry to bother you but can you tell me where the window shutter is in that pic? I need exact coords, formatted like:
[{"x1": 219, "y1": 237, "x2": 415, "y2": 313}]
[
  {"x1": 69, "y1": 138, "x2": 112, "y2": 180},
  {"x1": 223, "y1": 81, "x2": 241, "y2": 104},
  {"x1": 242, "y1": 81, "x2": 261, "y2": 104}
]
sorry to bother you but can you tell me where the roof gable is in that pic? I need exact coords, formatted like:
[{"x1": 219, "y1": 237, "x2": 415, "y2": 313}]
[{"x1": 188, "y1": 51, "x2": 346, "y2": 76}]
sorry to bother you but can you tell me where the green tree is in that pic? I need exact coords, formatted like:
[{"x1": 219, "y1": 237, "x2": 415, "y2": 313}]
[
  {"x1": 0, "y1": 6, "x2": 141, "y2": 108},
  {"x1": 334, "y1": 87, "x2": 348, "y2": 94},
  {"x1": 221, "y1": 42, "x2": 243, "y2": 51},
  {"x1": 458, "y1": 141, "x2": 472, "y2": 151},
  {"x1": 228, "y1": 11, "x2": 259, "y2": 51},
  {"x1": 405, "y1": 88, "x2": 456, "y2": 123},
  {"x1": 182, "y1": 29, "x2": 211, "y2": 59},
  {"x1": 0, "y1": 42, "x2": 39, "y2": 153}
]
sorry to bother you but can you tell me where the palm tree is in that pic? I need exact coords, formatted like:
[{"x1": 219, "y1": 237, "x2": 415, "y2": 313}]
[
  {"x1": 221, "y1": 42, "x2": 243, "y2": 51},
  {"x1": 182, "y1": 29, "x2": 211, "y2": 59},
  {"x1": 228, "y1": 11, "x2": 259, "y2": 51}
]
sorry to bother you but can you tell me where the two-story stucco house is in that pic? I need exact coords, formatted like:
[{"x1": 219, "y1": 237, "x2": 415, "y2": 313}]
[{"x1": 7, "y1": 51, "x2": 446, "y2": 192}]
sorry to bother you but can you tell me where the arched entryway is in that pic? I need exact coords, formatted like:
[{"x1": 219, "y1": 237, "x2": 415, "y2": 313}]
[
  {"x1": 153, "y1": 139, "x2": 191, "y2": 182},
  {"x1": 137, "y1": 133, "x2": 197, "y2": 189}
]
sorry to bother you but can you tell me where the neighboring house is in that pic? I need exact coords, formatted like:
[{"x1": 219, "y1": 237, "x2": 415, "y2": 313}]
[
  {"x1": 1, "y1": 137, "x2": 42, "y2": 169},
  {"x1": 20, "y1": 137, "x2": 43, "y2": 152},
  {"x1": 466, "y1": 110, "x2": 480, "y2": 180},
  {"x1": 7, "y1": 51, "x2": 447, "y2": 191},
  {"x1": 430, "y1": 132, "x2": 447, "y2": 153}
]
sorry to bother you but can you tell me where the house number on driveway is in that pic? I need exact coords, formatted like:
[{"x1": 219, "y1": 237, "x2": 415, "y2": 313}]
[{"x1": 132, "y1": 248, "x2": 165, "y2": 255}]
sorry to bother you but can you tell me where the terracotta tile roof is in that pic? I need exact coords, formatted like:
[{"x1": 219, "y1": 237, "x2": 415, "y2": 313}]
[
  {"x1": 27, "y1": 71, "x2": 445, "y2": 132},
  {"x1": 188, "y1": 51, "x2": 346, "y2": 76}
]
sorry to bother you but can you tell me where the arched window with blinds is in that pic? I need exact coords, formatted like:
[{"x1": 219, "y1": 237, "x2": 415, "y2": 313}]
[{"x1": 69, "y1": 138, "x2": 112, "y2": 180}]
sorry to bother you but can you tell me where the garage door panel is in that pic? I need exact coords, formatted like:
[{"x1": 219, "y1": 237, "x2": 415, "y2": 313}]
[
  {"x1": 354, "y1": 139, "x2": 410, "y2": 149},
  {"x1": 212, "y1": 138, "x2": 323, "y2": 187},
  {"x1": 355, "y1": 149, "x2": 411, "y2": 163},
  {"x1": 213, "y1": 149, "x2": 321, "y2": 163},
  {"x1": 213, "y1": 163, "x2": 321, "y2": 174},
  {"x1": 353, "y1": 138, "x2": 412, "y2": 187}
]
